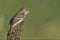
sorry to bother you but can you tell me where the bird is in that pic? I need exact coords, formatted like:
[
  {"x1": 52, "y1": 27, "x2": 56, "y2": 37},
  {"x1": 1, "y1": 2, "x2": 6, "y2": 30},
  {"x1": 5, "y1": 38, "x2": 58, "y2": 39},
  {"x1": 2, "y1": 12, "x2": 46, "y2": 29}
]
[
  {"x1": 7, "y1": 7, "x2": 30, "y2": 40},
  {"x1": 9, "y1": 7, "x2": 30, "y2": 28}
]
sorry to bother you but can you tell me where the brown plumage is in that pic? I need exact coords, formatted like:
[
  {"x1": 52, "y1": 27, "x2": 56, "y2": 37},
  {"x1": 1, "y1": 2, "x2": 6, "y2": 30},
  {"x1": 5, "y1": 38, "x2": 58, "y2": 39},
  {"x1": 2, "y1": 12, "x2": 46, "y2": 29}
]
[
  {"x1": 9, "y1": 7, "x2": 30, "y2": 27},
  {"x1": 7, "y1": 7, "x2": 30, "y2": 40}
]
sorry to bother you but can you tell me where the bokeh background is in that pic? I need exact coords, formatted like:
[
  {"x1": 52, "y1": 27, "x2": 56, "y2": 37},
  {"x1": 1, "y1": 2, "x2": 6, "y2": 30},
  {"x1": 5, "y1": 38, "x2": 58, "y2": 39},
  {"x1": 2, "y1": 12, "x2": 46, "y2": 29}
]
[{"x1": 0, "y1": 0, "x2": 60, "y2": 40}]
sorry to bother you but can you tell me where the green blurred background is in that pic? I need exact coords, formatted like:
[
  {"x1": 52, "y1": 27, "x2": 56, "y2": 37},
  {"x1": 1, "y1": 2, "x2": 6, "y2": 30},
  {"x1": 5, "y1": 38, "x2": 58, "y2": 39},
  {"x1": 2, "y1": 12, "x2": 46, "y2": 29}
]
[{"x1": 0, "y1": 0, "x2": 60, "y2": 40}]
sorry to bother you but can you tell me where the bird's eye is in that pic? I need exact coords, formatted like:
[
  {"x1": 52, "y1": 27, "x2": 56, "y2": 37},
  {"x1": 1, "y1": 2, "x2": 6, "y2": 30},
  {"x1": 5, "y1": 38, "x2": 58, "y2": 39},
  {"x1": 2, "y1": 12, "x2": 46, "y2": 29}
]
[{"x1": 26, "y1": 9, "x2": 28, "y2": 11}]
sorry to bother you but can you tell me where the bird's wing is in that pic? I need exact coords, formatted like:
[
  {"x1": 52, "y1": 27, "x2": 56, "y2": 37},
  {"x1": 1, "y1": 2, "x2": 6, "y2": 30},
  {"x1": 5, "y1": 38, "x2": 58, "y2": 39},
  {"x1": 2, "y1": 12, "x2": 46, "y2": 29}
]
[{"x1": 9, "y1": 14, "x2": 24, "y2": 26}]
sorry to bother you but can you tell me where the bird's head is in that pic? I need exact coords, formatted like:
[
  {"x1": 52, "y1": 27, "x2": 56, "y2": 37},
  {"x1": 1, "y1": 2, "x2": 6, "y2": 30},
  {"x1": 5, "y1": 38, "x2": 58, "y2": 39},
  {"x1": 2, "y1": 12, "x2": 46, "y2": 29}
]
[{"x1": 20, "y1": 7, "x2": 30, "y2": 16}]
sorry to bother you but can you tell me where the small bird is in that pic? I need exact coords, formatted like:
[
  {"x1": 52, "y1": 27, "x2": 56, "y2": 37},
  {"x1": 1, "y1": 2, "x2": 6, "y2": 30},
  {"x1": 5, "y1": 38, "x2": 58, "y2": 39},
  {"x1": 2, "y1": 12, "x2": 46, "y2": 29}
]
[
  {"x1": 9, "y1": 7, "x2": 30, "y2": 28},
  {"x1": 7, "y1": 7, "x2": 30, "y2": 40}
]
